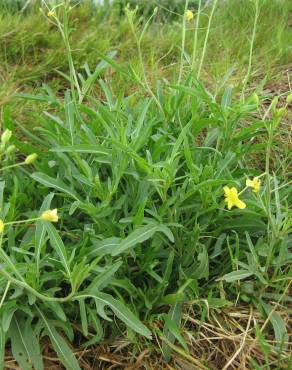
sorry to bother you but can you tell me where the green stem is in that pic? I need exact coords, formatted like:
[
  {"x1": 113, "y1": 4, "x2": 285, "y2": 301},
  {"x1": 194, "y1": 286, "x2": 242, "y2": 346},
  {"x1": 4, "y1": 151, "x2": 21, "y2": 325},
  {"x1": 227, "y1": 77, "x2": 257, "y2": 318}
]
[
  {"x1": 241, "y1": 0, "x2": 259, "y2": 100},
  {"x1": 0, "y1": 281, "x2": 10, "y2": 310},
  {"x1": 178, "y1": 0, "x2": 189, "y2": 84},
  {"x1": 197, "y1": 0, "x2": 218, "y2": 80},
  {"x1": 128, "y1": 9, "x2": 163, "y2": 114},
  {"x1": 0, "y1": 162, "x2": 25, "y2": 172},
  {"x1": 0, "y1": 266, "x2": 74, "y2": 302},
  {"x1": 191, "y1": 0, "x2": 202, "y2": 72},
  {"x1": 4, "y1": 217, "x2": 39, "y2": 226}
]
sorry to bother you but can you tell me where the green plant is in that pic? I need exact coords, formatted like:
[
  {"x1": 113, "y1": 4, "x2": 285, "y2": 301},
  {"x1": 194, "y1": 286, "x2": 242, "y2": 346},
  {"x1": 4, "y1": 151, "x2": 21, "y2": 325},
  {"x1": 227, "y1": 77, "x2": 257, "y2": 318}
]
[{"x1": 0, "y1": 1, "x2": 291, "y2": 369}]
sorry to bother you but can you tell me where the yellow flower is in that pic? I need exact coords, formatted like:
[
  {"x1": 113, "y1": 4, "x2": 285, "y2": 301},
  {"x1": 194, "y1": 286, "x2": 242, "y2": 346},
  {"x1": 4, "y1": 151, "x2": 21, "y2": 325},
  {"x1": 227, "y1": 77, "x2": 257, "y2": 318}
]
[
  {"x1": 41, "y1": 209, "x2": 58, "y2": 222},
  {"x1": 223, "y1": 186, "x2": 246, "y2": 210},
  {"x1": 25, "y1": 153, "x2": 37, "y2": 165},
  {"x1": 0, "y1": 220, "x2": 4, "y2": 233},
  {"x1": 246, "y1": 177, "x2": 261, "y2": 193},
  {"x1": 47, "y1": 10, "x2": 56, "y2": 17},
  {"x1": 185, "y1": 10, "x2": 194, "y2": 22}
]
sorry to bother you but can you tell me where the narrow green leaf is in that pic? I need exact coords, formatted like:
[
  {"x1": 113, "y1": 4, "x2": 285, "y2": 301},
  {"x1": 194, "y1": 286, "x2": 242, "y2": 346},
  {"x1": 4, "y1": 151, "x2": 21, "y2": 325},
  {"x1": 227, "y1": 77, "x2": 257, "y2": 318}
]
[
  {"x1": 262, "y1": 302, "x2": 288, "y2": 350},
  {"x1": 75, "y1": 293, "x2": 152, "y2": 338},
  {"x1": 64, "y1": 91, "x2": 75, "y2": 145},
  {"x1": 162, "y1": 303, "x2": 182, "y2": 361},
  {"x1": 88, "y1": 237, "x2": 121, "y2": 258},
  {"x1": 78, "y1": 299, "x2": 88, "y2": 336},
  {"x1": 31, "y1": 172, "x2": 79, "y2": 201},
  {"x1": 0, "y1": 326, "x2": 5, "y2": 370},
  {"x1": 163, "y1": 314, "x2": 188, "y2": 352},
  {"x1": 222, "y1": 269, "x2": 253, "y2": 282},
  {"x1": 111, "y1": 225, "x2": 160, "y2": 256},
  {"x1": 51, "y1": 144, "x2": 111, "y2": 156},
  {"x1": 44, "y1": 223, "x2": 72, "y2": 283},
  {"x1": 9, "y1": 317, "x2": 44, "y2": 370},
  {"x1": 36, "y1": 307, "x2": 81, "y2": 370},
  {"x1": 86, "y1": 261, "x2": 123, "y2": 293},
  {"x1": 35, "y1": 193, "x2": 55, "y2": 283}
]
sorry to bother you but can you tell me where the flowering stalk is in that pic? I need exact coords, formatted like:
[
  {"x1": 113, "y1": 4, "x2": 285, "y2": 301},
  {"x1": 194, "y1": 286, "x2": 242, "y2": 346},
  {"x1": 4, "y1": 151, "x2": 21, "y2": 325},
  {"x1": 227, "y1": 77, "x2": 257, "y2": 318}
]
[
  {"x1": 0, "y1": 153, "x2": 37, "y2": 172},
  {"x1": 191, "y1": 0, "x2": 202, "y2": 72},
  {"x1": 197, "y1": 0, "x2": 218, "y2": 79},
  {"x1": 0, "y1": 209, "x2": 58, "y2": 234},
  {"x1": 241, "y1": 0, "x2": 260, "y2": 100},
  {"x1": 178, "y1": 0, "x2": 189, "y2": 84}
]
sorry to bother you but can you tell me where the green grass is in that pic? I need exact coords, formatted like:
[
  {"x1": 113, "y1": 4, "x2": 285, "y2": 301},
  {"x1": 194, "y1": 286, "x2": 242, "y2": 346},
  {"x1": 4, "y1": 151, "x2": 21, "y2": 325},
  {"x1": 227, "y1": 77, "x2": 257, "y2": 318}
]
[{"x1": 0, "y1": 1, "x2": 291, "y2": 369}]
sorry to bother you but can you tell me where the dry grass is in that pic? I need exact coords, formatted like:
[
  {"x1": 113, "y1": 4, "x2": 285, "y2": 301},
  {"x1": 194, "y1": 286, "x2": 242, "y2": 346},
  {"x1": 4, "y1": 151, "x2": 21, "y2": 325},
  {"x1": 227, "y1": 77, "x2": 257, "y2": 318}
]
[{"x1": 4, "y1": 302, "x2": 291, "y2": 369}]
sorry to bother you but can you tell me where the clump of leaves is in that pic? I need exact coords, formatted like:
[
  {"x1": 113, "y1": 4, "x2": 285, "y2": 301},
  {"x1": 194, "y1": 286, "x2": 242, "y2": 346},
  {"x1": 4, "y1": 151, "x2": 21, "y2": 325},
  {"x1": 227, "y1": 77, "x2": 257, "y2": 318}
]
[{"x1": 0, "y1": 2, "x2": 291, "y2": 369}]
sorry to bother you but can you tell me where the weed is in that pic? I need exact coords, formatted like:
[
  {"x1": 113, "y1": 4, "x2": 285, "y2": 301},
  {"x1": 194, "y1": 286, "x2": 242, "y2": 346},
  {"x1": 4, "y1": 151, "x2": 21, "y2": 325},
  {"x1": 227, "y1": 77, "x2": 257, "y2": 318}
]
[{"x1": 0, "y1": 1, "x2": 291, "y2": 369}]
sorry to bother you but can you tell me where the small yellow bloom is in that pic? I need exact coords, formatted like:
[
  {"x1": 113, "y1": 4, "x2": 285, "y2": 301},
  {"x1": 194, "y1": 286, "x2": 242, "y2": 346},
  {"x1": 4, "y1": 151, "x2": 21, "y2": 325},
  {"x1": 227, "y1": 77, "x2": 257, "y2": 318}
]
[
  {"x1": 25, "y1": 153, "x2": 37, "y2": 165},
  {"x1": 185, "y1": 10, "x2": 194, "y2": 22},
  {"x1": 47, "y1": 10, "x2": 56, "y2": 17},
  {"x1": 246, "y1": 177, "x2": 261, "y2": 193},
  {"x1": 0, "y1": 220, "x2": 4, "y2": 233},
  {"x1": 41, "y1": 209, "x2": 58, "y2": 222},
  {"x1": 223, "y1": 186, "x2": 246, "y2": 210}
]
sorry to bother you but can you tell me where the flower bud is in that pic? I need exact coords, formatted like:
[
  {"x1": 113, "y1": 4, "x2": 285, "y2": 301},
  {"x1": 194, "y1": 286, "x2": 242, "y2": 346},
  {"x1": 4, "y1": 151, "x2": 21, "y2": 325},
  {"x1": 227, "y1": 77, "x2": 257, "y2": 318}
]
[
  {"x1": 0, "y1": 220, "x2": 4, "y2": 233},
  {"x1": 1, "y1": 129, "x2": 12, "y2": 145},
  {"x1": 25, "y1": 153, "x2": 38, "y2": 165},
  {"x1": 6, "y1": 145, "x2": 16, "y2": 155}
]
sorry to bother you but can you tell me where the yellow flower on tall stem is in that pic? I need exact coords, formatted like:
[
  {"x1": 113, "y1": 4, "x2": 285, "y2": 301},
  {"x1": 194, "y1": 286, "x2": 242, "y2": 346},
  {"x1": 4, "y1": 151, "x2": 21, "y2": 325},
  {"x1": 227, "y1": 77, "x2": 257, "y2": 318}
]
[
  {"x1": 246, "y1": 177, "x2": 261, "y2": 193},
  {"x1": 41, "y1": 209, "x2": 58, "y2": 222},
  {"x1": 185, "y1": 10, "x2": 194, "y2": 22},
  {"x1": 223, "y1": 186, "x2": 246, "y2": 210},
  {"x1": 47, "y1": 10, "x2": 56, "y2": 17}
]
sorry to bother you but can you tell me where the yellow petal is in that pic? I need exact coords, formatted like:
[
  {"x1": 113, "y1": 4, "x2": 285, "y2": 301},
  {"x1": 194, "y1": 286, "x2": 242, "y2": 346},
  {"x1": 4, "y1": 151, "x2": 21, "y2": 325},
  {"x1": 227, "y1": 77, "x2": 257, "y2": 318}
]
[
  {"x1": 246, "y1": 179, "x2": 254, "y2": 187},
  {"x1": 185, "y1": 10, "x2": 194, "y2": 21},
  {"x1": 0, "y1": 220, "x2": 4, "y2": 233},
  {"x1": 41, "y1": 209, "x2": 58, "y2": 222},
  {"x1": 235, "y1": 199, "x2": 246, "y2": 209},
  {"x1": 227, "y1": 200, "x2": 233, "y2": 210},
  {"x1": 223, "y1": 186, "x2": 230, "y2": 196},
  {"x1": 230, "y1": 187, "x2": 239, "y2": 197}
]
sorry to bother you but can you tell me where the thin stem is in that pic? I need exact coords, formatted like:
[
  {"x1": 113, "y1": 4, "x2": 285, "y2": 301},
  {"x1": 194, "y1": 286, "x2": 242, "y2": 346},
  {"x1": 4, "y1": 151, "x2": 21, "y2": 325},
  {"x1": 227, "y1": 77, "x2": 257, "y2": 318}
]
[
  {"x1": 264, "y1": 121, "x2": 279, "y2": 272},
  {"x1": 178, "y1": 0, "x2": 189, "y2": 84},
  {"x1": 127, "y1": 9, "x2": 164, "y2": 114},
  {"x1": 241, "y1": 0, "x2": 259, "y2": 100},
  {"x1": 0, "y1": 161, "x2": 25, "y2": 172},
  {"x1": 54, "y1": 8, "x2": 81, "y2": 105},
  {"x1": 63, "y1": 8, "x2": 82, "y2": 102},
  {"x1": 191, "y1": 0, "x2": 202, "y2": 72},
  {"x1": 4, "y1": 217, "x2": 39, "y2": 226},
  {"x1": 0, "y1": 266, "x2": 74, "y2": 302},
  {"x1": 0, "y1": 233, "x2": 26, "y2": 282},
  {"x1": 197, "y1": 0, "x2": 218, "y2": 80},
  {"x1": 0, "y1": 281, "x2": 10, "y2": 310}
]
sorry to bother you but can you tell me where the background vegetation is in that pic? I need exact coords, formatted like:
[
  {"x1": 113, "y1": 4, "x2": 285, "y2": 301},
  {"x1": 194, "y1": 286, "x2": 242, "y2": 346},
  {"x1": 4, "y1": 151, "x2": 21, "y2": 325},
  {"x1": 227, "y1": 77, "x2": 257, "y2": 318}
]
[{"x1": 0, "y1": 0, "x2": 291, "y2": 369}]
